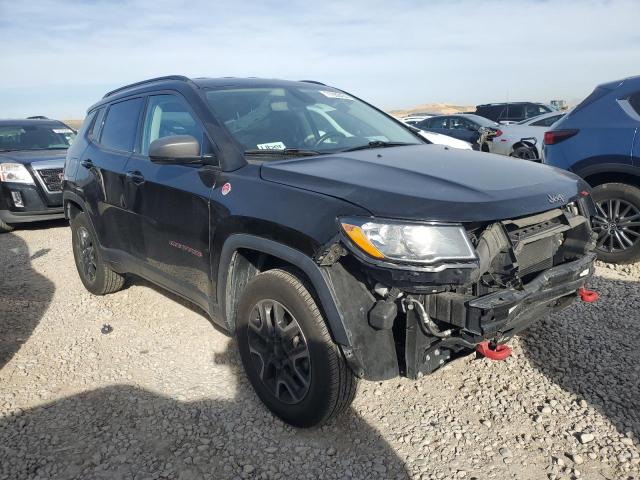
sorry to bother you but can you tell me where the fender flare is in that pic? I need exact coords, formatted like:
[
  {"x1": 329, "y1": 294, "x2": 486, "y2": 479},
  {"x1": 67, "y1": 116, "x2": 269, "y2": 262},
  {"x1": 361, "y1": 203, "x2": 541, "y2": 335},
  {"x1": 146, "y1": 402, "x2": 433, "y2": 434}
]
[
  {"x1": 571, "y1": 161, "x2": 640, "y2": 182},
  {"x1": 217, "y1": 233, "x2": 351, "y2": 346},
  {"x1": 62, "y1": 190, "x2": 87, "y2": 219}
]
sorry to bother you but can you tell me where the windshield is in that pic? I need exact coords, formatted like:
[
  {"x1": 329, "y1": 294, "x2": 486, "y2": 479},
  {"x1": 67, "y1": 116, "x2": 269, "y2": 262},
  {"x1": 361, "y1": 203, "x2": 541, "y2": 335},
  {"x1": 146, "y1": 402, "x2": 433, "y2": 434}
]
[
  {"x1": 0, "y1": 124, "x2": 75, "y2": 152},
  {"x1": 204, "y1": 86, "x2": 422, "y2": 156}
]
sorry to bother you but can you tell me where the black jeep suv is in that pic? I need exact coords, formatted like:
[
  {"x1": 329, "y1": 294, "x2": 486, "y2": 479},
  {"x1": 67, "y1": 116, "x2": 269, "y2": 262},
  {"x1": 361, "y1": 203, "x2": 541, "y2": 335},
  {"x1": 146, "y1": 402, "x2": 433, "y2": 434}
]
[
  {"x1": 0, "y1": 119, "x2": 76, "y2": 232},
  {"x1": 63, "y1": 76, "x2": 597, "y2": 427}
]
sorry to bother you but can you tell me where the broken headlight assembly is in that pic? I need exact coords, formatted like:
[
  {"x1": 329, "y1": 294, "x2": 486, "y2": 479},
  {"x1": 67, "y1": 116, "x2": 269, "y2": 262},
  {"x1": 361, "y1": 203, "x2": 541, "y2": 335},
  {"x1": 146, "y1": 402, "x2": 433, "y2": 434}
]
[
  {"x1": 0, "y1": 163, "x2": 34, "y2": 184},
  {"x1": 340, "y1": 217, "x2": 477, "y2": 265}
]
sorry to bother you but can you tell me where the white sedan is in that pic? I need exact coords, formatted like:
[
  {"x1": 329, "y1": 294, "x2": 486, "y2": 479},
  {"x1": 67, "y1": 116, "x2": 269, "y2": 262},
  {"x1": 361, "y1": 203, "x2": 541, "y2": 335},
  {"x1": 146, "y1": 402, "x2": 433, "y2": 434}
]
[
  {"x1": 418, "y1": 130, "x2": 473, "y2": 150},
  {"x1": 487, "y1": 111, "x2": 565, "y2": 160}
]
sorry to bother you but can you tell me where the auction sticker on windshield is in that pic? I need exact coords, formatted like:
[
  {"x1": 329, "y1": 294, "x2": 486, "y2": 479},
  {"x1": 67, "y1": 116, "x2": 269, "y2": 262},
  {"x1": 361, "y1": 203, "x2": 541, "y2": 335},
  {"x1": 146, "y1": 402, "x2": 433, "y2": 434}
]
[
  {"x1": 319, "y1": 91, "x2": 353, "y2": 100},
  {"x1": 257, "y1": 141, "x2": 286, "y2": 150}
]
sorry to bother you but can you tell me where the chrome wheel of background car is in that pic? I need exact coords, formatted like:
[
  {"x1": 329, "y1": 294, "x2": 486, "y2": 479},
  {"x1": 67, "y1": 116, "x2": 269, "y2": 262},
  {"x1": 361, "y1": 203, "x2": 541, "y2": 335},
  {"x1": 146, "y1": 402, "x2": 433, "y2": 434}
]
[
  {"x1": 246, "y1": 299, "x2": 311, "y2": 405},
  {"x1": 593, "y1": 199, "x2": 640, "y2": 253},
  {"x1": 77, "y1": 226, "x2": 97, "y2": 282}
]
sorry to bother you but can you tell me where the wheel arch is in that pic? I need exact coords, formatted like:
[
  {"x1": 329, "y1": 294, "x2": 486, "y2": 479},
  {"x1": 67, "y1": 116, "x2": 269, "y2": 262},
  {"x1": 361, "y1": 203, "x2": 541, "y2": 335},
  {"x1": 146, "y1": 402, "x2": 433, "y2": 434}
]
[
  {"x1": 511, "y1": 140, "x2": 539, "y2": 158},
  {"x1": 62, "y1": 191, "x2": 86, "y2": 220},
  {"x1": 217, "y1": 234, "x2": 350, "y2": 346},
  {"x1": 571, "y1": 161, "x2": 640, "y2": 189}
]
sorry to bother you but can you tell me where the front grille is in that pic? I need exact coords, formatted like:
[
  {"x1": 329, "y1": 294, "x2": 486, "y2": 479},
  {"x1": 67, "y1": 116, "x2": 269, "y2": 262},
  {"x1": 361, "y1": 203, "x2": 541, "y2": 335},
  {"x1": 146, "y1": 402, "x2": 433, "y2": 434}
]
[
  {"x1": 517, "y1": 236, "x2": 558, "y2": 277},
  {"x1": 35, "y1": 168, "x2": 63, "y2": 192}
]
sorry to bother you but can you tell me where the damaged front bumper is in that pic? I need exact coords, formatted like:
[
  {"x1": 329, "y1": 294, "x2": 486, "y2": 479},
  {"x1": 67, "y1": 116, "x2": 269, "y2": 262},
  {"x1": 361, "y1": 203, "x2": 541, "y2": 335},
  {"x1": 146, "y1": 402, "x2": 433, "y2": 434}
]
[{"x1": 403, "y1": 253, "x2": 597, "y2": 379}]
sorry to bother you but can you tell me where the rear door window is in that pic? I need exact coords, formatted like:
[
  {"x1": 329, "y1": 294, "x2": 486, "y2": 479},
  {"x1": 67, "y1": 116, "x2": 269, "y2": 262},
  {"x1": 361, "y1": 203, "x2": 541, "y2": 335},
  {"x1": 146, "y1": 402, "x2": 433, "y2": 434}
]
[
  {"x1": 100, "y1": 98, "x2": 144, "y2": 152},
  {"x1": 502, "y1": 105, "x2": 524, "y2": 120}
]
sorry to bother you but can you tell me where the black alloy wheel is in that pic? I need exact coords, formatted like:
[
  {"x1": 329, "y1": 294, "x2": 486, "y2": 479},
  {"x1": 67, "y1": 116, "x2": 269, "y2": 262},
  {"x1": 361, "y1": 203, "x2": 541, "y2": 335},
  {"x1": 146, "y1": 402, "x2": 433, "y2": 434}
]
[{"x1": 246, "y1": 299, "x2": 311, "y2": 404}]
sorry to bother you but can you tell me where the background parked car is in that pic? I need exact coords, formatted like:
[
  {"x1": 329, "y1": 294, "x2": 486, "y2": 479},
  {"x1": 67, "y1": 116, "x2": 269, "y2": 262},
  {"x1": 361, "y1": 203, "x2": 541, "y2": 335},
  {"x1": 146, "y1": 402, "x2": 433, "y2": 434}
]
[
  {"x1": 414, "y1": 114, "x2": 499, "y2": 150},
  {"x1": 0, "y1": 119, "x2": 76, "y2": 233},
  {"x1": 475, "y1": 102, "x2": 555, "y2": 124},
  {"x1": 543, "y1": 75, "x2": 640, "y2": 264},
  {"x1": 399, "y1": 112, "x2": 438, "y2": 126},
  {"x1": 488, "y1": 111, "x2": 565, "y2": 160},
  {"x1": 417, "y1": 130, "x2": 473, "y2": 150}
]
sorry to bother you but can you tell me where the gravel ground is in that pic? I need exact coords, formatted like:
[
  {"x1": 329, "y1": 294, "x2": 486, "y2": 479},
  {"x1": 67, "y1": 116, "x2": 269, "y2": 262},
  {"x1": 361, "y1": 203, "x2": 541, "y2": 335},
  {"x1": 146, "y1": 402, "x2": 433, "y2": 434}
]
[{"x1": 0, "y1": 222, "x2": 639, "y2": 480}]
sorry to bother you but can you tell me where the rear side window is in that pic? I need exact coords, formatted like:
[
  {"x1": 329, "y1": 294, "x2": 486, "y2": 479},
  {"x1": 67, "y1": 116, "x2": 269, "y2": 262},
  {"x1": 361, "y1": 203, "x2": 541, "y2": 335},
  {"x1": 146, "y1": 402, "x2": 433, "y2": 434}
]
[
  {"x1": 88, "y1": 108, "x2": 105, "y2": 141},
  {"x1": 502, "y1": 105, "x2": 524, "y2": 120},
  {"x1": 476, "y1": 106, "x2": 503, "y2": 121},
  {"x1": 629, "y1": 92, "x2": 640, "y2": 115},
  {"x1": 100, "y1": 98, "x2": 144, "y2": 152}
]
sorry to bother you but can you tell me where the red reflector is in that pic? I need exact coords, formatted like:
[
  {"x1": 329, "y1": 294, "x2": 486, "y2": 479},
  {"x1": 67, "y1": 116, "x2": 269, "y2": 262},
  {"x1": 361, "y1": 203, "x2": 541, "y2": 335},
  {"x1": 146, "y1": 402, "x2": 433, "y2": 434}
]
[
  {"x1": 494, "y1": 129, "x2": 503, "y2": 137},
  {"x1": 580, "y1": 190, "x2": 590, "y2": 197},
  {"x1": 544, "y1": 129, "x2": 579, "y2": 145}
]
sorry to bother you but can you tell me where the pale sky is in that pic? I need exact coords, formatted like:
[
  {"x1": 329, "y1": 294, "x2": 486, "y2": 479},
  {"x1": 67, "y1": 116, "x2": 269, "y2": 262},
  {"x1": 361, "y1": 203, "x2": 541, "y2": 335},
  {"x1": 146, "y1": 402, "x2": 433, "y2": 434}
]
[{"x1": 0, "y1": 0, "x2": 638, "y2": 119}]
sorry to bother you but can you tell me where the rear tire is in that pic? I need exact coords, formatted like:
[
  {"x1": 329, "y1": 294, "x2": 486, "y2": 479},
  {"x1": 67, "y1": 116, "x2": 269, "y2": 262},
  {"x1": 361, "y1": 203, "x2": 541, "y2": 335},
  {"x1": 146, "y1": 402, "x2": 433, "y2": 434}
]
[
  {"x1": 71, "y1": 212, "x2": 125, "y2": 295},
  {"x1": 591, "y1": 182, "x2": 640, "y2": 264},
  {"x1": 236, "y1": 269, "x2": 357, "y2": 427},
  {"x1": 512, "y1": 145, "x2": 538, "y2": 160},
  {"x1": 0, "y1": 218, "x2": 14, "y2": 233}
]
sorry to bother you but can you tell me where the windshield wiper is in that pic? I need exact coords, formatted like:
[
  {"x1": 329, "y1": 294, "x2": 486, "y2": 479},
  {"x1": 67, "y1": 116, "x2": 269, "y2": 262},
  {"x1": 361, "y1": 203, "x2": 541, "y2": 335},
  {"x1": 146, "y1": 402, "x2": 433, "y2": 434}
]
[
  {"x1": 341, "y1": 141, "x2": 418, "y2": 152},
  {"x1": 244, "y1": 148, "x2": 321, "y2": 157}
]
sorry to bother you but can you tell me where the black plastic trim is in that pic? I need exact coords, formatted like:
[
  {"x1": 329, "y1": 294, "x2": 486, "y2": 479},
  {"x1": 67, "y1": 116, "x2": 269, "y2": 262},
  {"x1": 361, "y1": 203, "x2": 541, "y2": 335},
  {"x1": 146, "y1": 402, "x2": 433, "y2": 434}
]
[{"x1": 218, "y1": 233, "x2": 350, "y2": 345}]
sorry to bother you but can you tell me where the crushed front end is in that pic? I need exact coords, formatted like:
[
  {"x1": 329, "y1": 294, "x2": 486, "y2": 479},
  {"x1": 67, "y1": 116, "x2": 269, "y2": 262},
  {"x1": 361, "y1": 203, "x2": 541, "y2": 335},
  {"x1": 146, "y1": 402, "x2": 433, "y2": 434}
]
[{"x1": 320, "y1": 197, "x2": 598, "y2": 380}]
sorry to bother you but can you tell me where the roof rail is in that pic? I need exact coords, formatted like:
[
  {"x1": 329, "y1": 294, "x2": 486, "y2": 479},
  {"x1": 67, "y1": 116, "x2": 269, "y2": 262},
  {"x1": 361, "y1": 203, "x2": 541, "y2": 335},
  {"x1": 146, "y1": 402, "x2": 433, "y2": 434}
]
[
  {"x1": 299, "y1": 80, "x2": 326, "y2": 86},
  {"x1": 103, "y1": 75, "x2": 193, "y2": 98}
]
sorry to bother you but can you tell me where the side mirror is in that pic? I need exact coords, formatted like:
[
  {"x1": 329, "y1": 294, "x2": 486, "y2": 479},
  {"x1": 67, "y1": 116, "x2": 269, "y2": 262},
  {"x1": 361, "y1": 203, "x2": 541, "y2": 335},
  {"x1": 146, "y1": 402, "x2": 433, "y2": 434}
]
[{"x1": 149, "y1": 135, "x2": 201, "y2": 164}]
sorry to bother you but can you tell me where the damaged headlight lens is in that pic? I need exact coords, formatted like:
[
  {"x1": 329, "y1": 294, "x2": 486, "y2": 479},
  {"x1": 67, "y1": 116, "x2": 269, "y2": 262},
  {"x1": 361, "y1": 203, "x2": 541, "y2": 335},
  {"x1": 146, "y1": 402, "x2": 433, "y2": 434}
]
[
  {"x1": 0, "y1": 163, "x2": 34, "y2": 184},
  {"x1": 341, "y1": 218, "x2": 477, "y2": 264}
]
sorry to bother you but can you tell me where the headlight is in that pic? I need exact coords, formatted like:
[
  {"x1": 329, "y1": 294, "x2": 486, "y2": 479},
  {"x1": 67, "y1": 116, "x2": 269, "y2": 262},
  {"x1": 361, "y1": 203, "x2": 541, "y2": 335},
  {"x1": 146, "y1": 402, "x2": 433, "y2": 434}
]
[
  {"x1": 0, "y1": 163, "x2": 34, "y2": 184},
  {"x1": 341, "y1": 218, "x2": 477, "y2": 264}
]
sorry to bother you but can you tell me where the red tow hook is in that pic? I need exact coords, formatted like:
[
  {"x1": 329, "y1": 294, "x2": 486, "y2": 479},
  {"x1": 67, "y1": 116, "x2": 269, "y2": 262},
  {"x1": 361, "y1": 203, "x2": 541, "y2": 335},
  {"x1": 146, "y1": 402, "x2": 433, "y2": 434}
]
[
  {"x1": 476, "y1": 341, "x2": 512, "y2": 361},
  {"x1": 578, "y1": 287, "x2": 599, "y2": 303}
]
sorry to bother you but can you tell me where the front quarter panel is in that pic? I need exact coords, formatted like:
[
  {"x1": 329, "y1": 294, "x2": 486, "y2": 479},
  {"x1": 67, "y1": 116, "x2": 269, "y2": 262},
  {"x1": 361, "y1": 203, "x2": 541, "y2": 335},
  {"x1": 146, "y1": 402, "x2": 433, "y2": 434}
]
[{"x1": 209, "y1": 163, "x2": 371, "y2": 304}]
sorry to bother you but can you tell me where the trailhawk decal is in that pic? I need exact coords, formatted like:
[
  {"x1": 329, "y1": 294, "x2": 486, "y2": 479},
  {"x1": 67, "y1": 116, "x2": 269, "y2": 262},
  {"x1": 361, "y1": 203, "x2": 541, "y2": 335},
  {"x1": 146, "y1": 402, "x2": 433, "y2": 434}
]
[{"x1": 169, "y1": 240, "x2": 203, "y2": 258}]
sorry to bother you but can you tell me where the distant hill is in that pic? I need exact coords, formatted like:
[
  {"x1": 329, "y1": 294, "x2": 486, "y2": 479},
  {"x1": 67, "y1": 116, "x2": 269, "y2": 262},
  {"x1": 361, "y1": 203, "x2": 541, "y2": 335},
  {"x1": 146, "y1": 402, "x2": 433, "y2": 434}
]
[
  {"x1": 64, "y1": 119, "x2": 83, "y2": 130},
  {"x1": 388, "y1": 103, "x2": 474, "y2": 118}
]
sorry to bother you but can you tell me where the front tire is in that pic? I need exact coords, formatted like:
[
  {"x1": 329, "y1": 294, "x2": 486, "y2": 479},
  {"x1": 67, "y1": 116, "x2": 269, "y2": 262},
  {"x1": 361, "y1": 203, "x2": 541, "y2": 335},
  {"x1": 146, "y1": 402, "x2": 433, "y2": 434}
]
[
  {"x1": 236, "y1": 269, "x2": 357, "y2": 428},
  {"x1": 591, "y1": 182, "x2": 640, "y2": 264},
  {"x1": 71, "y1": 212, "x2": 125, "y2": 295}
]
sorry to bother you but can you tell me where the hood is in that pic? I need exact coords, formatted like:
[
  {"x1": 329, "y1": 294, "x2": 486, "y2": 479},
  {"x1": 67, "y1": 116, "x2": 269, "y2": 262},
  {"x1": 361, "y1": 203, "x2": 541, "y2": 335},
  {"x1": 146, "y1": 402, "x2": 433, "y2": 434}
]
[
  {"x1": 260, "y1": 145, "x2": 588, "y2": 223},
  {"x1": 0, "y1": 149, "x2": 67, "y2": 165}
]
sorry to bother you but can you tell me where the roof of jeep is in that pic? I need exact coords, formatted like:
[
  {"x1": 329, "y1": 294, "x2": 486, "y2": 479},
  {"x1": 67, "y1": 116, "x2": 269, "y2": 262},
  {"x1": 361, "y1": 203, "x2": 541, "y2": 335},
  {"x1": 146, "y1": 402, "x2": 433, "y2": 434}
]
[{"x1": 89, "y1": 76, "x2": 331, "y2": 112}]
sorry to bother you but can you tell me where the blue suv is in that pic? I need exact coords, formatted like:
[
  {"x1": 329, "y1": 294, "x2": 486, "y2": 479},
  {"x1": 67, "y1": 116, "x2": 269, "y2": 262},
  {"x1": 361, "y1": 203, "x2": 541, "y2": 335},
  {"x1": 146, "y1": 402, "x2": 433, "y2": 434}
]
[{"x1": 544, "y1": 75, "x2": 640, "y2": 264}]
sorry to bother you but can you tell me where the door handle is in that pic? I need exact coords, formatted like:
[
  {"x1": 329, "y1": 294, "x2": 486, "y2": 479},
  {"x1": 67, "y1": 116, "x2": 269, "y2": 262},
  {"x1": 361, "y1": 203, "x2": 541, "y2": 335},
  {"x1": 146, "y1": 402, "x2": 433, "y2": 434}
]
[
  {"x1": 126, "y1": 170, "x2": 145, "y2": 185},
  {"x1": 80, "y1": 159, "x2": 94, "y2": 169}
]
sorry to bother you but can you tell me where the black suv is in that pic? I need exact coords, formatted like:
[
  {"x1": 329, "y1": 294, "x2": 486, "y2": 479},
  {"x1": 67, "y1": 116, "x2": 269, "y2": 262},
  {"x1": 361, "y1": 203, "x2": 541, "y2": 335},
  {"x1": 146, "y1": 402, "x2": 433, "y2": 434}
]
[
  {"x1": 0, "y1": 119, "x2": 76, "y2": 232},
  {"x1": 475, "y1": 102, "x2": 554, "y2": 123},
  {"x1": 63, "y1": 76, "x2": 597, "y2": 427}
]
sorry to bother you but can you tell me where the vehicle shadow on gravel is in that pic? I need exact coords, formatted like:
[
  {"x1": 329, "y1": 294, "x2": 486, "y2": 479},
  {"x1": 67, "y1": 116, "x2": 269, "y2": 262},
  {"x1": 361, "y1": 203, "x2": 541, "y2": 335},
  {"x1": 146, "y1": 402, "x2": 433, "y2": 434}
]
[
  {"x1": 0, "y1": 346, "x2": 411, "y2": 479},
  {"x1": 0, "y1": 233, "x2": 55, "y2": 370},
  {"x1": 520, "y1": 272, "x2": 640, "y2": 439}
]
